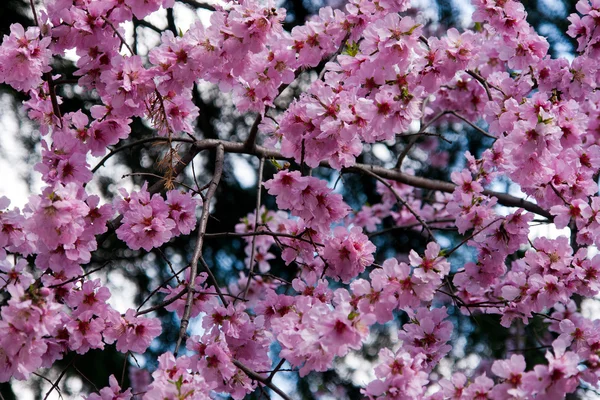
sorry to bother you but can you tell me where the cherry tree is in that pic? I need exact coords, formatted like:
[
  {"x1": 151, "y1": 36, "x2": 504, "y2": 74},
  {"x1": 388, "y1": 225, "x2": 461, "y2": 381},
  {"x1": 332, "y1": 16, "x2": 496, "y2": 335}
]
[{"x1": 1, "y1": 0, "x2": 600, "y2": 398}]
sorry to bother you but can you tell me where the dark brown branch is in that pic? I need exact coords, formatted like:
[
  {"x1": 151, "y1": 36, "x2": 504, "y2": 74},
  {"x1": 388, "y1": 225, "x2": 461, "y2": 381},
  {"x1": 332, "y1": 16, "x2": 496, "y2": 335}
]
[
  {"x1": 134, "y1": 18, "x2": 164, "y2": 34},
  {"x1": 100, "y1": 138, "x2": 551, "y2": 250}
]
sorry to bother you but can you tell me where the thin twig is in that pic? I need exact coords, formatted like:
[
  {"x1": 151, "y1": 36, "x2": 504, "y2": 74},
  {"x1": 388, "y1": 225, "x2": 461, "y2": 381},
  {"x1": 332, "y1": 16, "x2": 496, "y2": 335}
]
[
  {"x1": 396, "y1": 110, "x2": 450, "y2": 168},
  {"x1": 351, "y1": 168, "x2": 437, "y2": 242},
  {"x1": 198, "y1": 256, "x2": 229, "y2": 306},
  {"x1": 243, "y1": 157, "x2": 266, "y2": 300},
  {"x1": 92, "y1": 137, "x2": 194, "y2": 173},
  {"x1": 367, "y1": 218, "x2": 455, "y2": 238},
  {"x1": 33, "y1": 373, "x2": 63, "y2": 400},
  {"x1": 136, "y1": 287, "x2": 187, "y2": 316},
  {"x1": 204, "y1": 230, "x2": 320, "y2": 245},
  {"x1": 445, "y1": 218, "x2": 504, "y2": 257},
  {"x1": 104, "y1": 17, "x2": 135, "y2": 55},
  {"x1": 233, "y1": 360, "x2": 294, "y2": 400},
  {"x1": 465, "y1": 70, "x2": 492, "y2": 101},
  {"x1": 448, "y1": 111, "x2": 496, "y2": 140},
  {"x1": 48, "y1": 261, "x2": 112, "y2": 288},
  {"x1": 318, "y1": 31, "x2": 351, "y2": 81},
  {"x1": 156, "y1": 248, "x2": 182, "y2": 285},
  {"x1": 136, "y1": 265, "x2": 188, "y2": 312},
  {"x1": 43, "y1": 358, "x2": 75, "y2": 400},
  {"x1": 174, "y1": 144, "x2": 225, "y2": 356},
  {"x1": 123, "y1": 172, "x2": 202, "y2": 195},
  {"x1": 466, "y1": 70, "x2": 505, "y2": 97},
  {"x1": 398, "y1": 131, "x2": 452, "y2": 143}
]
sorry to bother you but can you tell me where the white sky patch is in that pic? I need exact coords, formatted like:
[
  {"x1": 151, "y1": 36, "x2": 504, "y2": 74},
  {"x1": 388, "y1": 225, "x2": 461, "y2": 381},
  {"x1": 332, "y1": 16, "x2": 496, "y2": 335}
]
[
  {"x1": 231, "y1": 156, "x2": 257, "y2": 188},
  {"x1": 0, "y1": 97, "x2": 42, "y2": 209},
  {"x1": 452, "y1": 0, "x2": 474, "y2": 28},
  {"x1": 372, "y1": 143, "x2": 393, "y2": 162},
  {"x1": 106, "y1": 270, "x2": 139, "y2": 313}
]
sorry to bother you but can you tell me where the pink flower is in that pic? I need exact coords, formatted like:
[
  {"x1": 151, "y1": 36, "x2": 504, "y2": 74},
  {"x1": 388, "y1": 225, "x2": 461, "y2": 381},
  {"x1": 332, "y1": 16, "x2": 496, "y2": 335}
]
[
  {"x1": 105, "y1": 309, "x2": 162, "y2": 354},
  {"x1": 491, "y1": 354, "x2": 526, "y2": 397},
  {"x1": 166, "y1": 190, "x2": 200, "y2": 235},
  {"x1": 66, "y1": 279, "x2": 112, "y2": 318},
  {"x1": 67, "y1": 314, "x2": 105, "y2": 354},
  {"x1": 323, "y1": 226, "x2": 375, "y2": 282},
  {"x1": 409, "y1": 242, "x2": 450, "y2": 283},
  {"x1": 125, "y1": 0, "x2": 175, "y2": 19},
  {"x1": 263, "y1": 170, "x2": 308, "y2": 210},
  {"x1": 86, "y1": 375, "x2": 132, "y2": 400},
  {"x1": 0, "y1": 24, "x2": 52, "y2": 92},
  {"x1": 550, "y1": 198, "x2": 591, "y2": 229}
]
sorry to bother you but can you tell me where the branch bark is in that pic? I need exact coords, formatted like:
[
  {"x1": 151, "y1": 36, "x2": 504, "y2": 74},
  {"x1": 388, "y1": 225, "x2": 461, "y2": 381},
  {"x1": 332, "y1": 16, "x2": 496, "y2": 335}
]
[{"x1": 182, "y1": 139, "x2": 551, "y2": 219}]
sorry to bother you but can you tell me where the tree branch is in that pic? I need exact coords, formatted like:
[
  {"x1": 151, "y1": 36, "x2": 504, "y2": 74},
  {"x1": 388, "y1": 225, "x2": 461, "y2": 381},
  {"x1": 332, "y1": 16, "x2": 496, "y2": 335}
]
[
  {"x1": 232, "y1": 360, "x2": 294, "y2": 400},
  {"x1": 350, "y1": 168, "x2": 437, "y2": 241},
  {"x1": 174, "y1": 144, "x2": 225, "y2": 356},
  {"x1": 100, "y1": 138, "x2": 551, "y2": 253},
  {"x1": 242, "y1": 157, "x2": 265, "y2": 300}
]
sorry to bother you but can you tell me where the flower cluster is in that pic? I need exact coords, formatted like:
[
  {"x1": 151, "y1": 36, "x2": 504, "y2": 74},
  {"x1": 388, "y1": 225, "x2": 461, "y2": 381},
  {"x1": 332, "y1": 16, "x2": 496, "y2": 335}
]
[
  {"x1": 4, "y1": 0, "x2": 600, "y2": 398},
  {"x1": 0, "y1": 24, "x2": 51, "y2": 92},
  {"x1": 115, "y1": 185, "x2": 199, "y2": 251}
]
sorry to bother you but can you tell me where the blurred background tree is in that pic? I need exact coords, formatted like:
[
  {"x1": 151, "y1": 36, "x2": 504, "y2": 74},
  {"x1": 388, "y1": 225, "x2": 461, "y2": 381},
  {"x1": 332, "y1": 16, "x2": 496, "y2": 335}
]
[{"x1": 0, "y1": 0, "x2": 588, "y2": 399}]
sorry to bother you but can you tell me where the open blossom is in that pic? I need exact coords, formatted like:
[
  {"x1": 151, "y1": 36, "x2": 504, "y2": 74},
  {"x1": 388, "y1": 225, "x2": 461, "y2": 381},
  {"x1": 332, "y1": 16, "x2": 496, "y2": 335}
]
[
  {"x1": 86, "y1": 375, "x2": 132, "y2": 400},
  {"x1": 409, "y1": 242, "x2": 450, "y2": 283},
  {"x1": 323, "y1": 226, "x2": 376, "y2": 282},
  {"x1": 550, "y1": 198, "x2": 591, "y2": 229},
  {"x1": 104, "y1": 309, "x2": 162, "y2": 354},
  {"x1": 264, "y1": 171, "x2": 350, "y2": 232},
  {"x1": 144, "y1": 353, "x2": 212, "y2": 400},
  {"x1": 125, "y1": 0, "x2": 175, "y2": 19},
  {"x1": 0, "y1": 24, "x2": 52, "y2": 92},
  {"x1": 116, "y1": 186, "x2": 199, "y2": 251},
  {"x1": 491, "y1": 354, "x2": 526, "y2": 398},
  {"x1": 166, "y1": 190, "x2": 200, "y2": 235},
  {"x1": 67, "y1": 313, "x2": 106, "y2": 354},
  {"x1": 116, "y1": 198, "x2": 176, "y2": 251},
  {"x1": 364, "y1": 348, "x2": 429, "y2": 399},
  {"x1": 100, "y1": 55, "x2": 154, "y2": 117},
  {"x1": 398, "y1": 307, "x2": 452, "y2": 370}
]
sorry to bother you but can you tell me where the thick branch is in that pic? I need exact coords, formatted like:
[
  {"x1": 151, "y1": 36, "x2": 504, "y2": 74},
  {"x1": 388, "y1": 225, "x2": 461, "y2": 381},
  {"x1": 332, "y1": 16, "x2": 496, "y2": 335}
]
[
  {"x1": 181, "y1": 139, "x2": 550, "y2": 218},
  {"x1": 100, "y1": 138, "x2": 551, "y2": 251}
]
